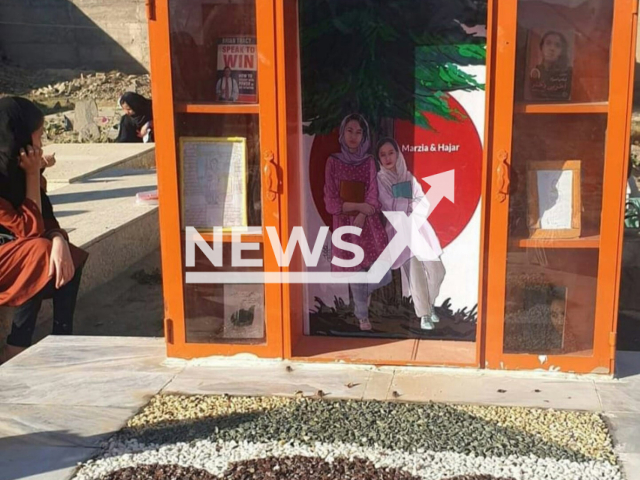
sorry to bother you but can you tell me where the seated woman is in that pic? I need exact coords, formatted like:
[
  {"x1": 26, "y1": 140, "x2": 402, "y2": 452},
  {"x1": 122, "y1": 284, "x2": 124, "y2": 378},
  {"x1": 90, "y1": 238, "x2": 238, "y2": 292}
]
[
  {"x1": 0, "y1": 97, "x2": 88, "y2": 364},
  {"x1": 115, "y1": 92, "x2": 154, "y2": 143}
]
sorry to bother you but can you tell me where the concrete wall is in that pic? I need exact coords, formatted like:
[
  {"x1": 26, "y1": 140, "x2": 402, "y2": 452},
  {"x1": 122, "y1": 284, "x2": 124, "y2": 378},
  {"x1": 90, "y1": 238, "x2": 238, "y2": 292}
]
[{"x1": 0, "y1": 0, "x2": 149, "y2": 74}]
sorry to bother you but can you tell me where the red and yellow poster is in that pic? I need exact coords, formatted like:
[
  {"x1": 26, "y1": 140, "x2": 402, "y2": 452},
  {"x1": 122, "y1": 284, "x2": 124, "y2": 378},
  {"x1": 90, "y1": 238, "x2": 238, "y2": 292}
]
[{"x1": 216, "y1": 36, "x2": 257, "y2": 104}]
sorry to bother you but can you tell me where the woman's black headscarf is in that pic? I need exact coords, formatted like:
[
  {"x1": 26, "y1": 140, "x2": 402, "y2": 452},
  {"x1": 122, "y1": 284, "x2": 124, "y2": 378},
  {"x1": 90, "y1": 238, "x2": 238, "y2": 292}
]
[
  {"x1": 116, "y1": 92, "x2": 153, "y2": 143},
  {"x1": 0, "y1": 96, "x2": 45, "y2": 209},
  {"x1": 119, "y1": 92, "x2": 153, "y2": 129}
]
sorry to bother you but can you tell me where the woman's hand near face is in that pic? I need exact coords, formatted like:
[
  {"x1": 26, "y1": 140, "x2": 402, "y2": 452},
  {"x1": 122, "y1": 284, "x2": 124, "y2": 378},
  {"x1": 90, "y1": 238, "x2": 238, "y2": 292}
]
[
  {"x1": 48, "y1": 235, "x2": 75, "y2": 289},
  {"x1": 19, "y1": 146, "x2": 44, "y2": 211},
  {"x1": 19, "y1": 146, "x2": 43, "y2": 175}
]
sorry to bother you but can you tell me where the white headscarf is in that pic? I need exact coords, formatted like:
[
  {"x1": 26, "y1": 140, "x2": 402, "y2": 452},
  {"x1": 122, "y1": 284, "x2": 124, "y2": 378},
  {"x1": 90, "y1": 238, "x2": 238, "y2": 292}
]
[
  {"x1": 377, "y1": 139, "x2": 411, "y2": 193},
  {"x1": 375, "y1": 138, "x2": 444, "y2": 270}
]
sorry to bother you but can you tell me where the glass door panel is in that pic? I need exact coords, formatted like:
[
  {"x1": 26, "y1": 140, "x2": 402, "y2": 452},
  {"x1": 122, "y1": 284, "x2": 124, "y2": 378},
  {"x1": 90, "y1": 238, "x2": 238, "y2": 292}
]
[
  {"x1": 169, "y1": 0, "x2": 258, "y2": 104},
  {"x1": 501, "y1": 0, "x2": 614, "y2": 358},
  {"x1": 514, "y1": 0, "x2": 613, "y2": 105},
  {"x1": 166, "y1": 0, "x2": 282, "y2": 353},
  {"x1": 174, "y1": 113, "x2": 265, "y2": 344},
  {"x1": 289, "y1": 0, "x2": 488, "y2": 365}
]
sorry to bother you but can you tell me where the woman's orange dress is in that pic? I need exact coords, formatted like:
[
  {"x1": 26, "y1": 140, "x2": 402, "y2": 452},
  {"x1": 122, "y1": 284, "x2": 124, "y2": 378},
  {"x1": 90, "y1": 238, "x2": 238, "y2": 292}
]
[{"x1": 0, "y1": 197, "x2": 88, "y2": 307}]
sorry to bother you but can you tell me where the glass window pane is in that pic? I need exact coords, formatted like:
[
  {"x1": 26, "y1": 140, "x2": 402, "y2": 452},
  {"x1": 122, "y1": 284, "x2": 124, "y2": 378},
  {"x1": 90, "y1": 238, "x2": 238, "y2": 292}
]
[
  {"x1": 169, "y1": 0, "x2": 258, "y2": 104},
  {"x1": 294, "y1": 0, "x2": 488, "y2": 353},
  {"x1": 502, "y1": 0, "x2": 614, "y2": 356},
  {"x1": 184, "y1": 238, "x2": 265, "y2": 344},
  {"x1": 514, "y1": 0, "x2": 613, "y2": 104},
  {"x1": 175, "y1": 112, "x2": 264, "y2": 344}
]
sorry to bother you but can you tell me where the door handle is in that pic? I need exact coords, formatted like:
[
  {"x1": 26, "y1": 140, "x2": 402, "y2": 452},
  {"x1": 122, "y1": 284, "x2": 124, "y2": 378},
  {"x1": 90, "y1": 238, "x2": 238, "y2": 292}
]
[
  {"x1": 496, "y1": 150, "x2": 510, "y2": 203},
  {"x1": 263, "y1": 150, "x2": 278, "y2": 201}
]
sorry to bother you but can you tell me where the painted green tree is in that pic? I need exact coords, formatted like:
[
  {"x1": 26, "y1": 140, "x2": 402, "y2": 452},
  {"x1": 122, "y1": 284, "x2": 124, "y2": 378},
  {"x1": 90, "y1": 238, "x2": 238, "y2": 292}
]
[{"x1": 300, "y1": 0, "x2": 488, "y2": 136}]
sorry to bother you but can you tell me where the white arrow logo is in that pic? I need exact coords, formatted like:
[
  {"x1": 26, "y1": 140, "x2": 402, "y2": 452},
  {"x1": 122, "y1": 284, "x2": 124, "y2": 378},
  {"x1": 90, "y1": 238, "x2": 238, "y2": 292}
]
[{"x1": 186, "y1": 170, "x2": 455, "y2": 284}]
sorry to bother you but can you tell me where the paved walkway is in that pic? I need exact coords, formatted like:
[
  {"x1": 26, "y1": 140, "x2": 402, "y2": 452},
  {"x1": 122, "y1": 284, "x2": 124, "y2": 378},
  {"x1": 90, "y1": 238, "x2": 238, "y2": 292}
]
[{"x1": 0, "y1": 336, "x2": 639, "y2": 479}]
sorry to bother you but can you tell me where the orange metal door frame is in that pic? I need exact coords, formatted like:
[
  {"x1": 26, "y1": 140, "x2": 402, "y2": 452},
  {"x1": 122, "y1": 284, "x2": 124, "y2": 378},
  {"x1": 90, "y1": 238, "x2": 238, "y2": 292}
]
[
  {"x1": 148, "y1": 0, "x2": 285, "y2": 359},
  {"x1": 600, "y1": 0, "x2": 639, "y2": 374},
  {"x1": 148, "y1": 0, "x2": 183, "y2": 357},
  {"x1": 484, "y1": 0, "x2": 638, "y2": 374}
]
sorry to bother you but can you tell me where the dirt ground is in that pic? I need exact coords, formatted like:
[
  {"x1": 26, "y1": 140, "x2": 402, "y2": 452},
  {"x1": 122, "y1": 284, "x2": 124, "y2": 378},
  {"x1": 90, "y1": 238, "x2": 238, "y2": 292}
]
[
  {"x1": 0, "y1": 62, "x2": 150, "y2": 105},
  {"x1": 75, "y1": 250, "x2": 164, "y2": 338},
  {"x1": 0, "y1": 61, "x2": 151, "y2": 144}
]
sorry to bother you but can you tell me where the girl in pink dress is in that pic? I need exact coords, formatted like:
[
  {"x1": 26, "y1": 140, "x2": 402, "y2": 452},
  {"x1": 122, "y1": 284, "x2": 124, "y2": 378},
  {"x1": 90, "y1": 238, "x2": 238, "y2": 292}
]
[{"x1": 324, "y1": 114, "x2": 391, "y2": 331}]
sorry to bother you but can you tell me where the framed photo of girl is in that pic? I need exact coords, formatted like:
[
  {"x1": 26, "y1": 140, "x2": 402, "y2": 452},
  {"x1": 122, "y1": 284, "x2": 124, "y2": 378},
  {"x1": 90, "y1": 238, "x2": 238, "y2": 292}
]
[{"x1": 524, "y1": 29, "x2": 575, "y2": 102}]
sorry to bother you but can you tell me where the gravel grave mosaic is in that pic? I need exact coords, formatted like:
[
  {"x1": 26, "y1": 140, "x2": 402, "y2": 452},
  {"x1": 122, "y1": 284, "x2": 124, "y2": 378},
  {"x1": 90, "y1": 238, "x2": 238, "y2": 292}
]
[{"x1": 73, "y1": 395, "x2": 624, "y2": 480}]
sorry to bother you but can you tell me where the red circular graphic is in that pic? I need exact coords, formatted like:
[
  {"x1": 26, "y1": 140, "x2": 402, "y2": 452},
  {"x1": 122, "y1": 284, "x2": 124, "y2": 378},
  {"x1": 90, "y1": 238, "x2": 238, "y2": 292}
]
[{"x1": 309, "y1": 95, "x2": 483, "y2": 248}]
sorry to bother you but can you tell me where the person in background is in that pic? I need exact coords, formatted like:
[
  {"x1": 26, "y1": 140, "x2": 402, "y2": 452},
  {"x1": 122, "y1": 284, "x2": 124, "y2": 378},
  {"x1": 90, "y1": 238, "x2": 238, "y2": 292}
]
[
  {"x1": 116, "y1": 92, "x2": 154, "y2": 143},
  {"x1": 0, "y1": 97, "x2": 88, "y2": 364},
  {"x1": 216, "y1": 66, "x2": 240, "y2": 102}
]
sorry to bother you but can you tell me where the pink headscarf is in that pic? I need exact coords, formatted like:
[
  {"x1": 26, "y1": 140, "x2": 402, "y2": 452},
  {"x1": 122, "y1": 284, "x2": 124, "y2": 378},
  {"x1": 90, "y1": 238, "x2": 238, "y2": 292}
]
[{"x1": 330, "y1": 113, "x2": 373, "y2": 166}]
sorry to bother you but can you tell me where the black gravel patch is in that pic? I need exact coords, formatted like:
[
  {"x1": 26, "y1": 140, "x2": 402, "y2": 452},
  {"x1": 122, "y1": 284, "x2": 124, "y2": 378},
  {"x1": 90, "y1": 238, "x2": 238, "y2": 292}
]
[
  {"x1": 96, "y1": 459, "x2": 517, "y2": 480},
  {"x1": 119, "y1": 397, "x2": 607, "y2": 464}
]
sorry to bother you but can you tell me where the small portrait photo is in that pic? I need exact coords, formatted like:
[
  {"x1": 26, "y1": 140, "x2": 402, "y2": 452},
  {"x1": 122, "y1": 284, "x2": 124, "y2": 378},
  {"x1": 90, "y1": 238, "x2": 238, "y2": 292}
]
[{"x1": 525, "y1": 29, "x2": 574, "y2": 101}]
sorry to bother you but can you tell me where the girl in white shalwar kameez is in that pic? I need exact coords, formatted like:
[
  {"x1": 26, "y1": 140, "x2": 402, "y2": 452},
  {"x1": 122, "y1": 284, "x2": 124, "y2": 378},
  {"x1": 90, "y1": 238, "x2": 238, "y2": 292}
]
[{"x1": 376, "y1": 138, "x2": 446, "y2": 330}]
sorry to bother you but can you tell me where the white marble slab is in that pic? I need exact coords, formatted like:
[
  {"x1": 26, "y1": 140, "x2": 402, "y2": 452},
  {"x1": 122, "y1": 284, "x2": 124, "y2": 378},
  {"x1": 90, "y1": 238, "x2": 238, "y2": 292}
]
[
  {"x1": 0, "y1": 404, "x2": 135, "y2": 448},
  {"x1": 47, "y1": 169, "x2": 157, "y2": 249},
  {"x1": 389, "y1": 372, "x2": 602, "y2": 410},
  {"x1": 4, "y1": 343, "x2": 181, "y2": 375},
  {"x1": 362, "y1": 369, "x2": 394, "y2": 401},
  {"x1": 0, "y1": 369, "x2": 173, "y2": 408},
  {"x1": 605, "y1": 412, "x2": 640, "y2": 456},
  {"x1": 31, "y1": 336, "x2": 166, "y2": 348},
  {"x1": 43, "y1": 143, "x2": 154, "y2": 185},
  {"x1": 618, "y1": 452, "x2": 640, "y2": 480},
  {"x1": 165, "y1": 361, "x2": 373, "y2": 400},
  {"x1": 596, "y1": 379, "x2": 640, "y2": 413}
]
